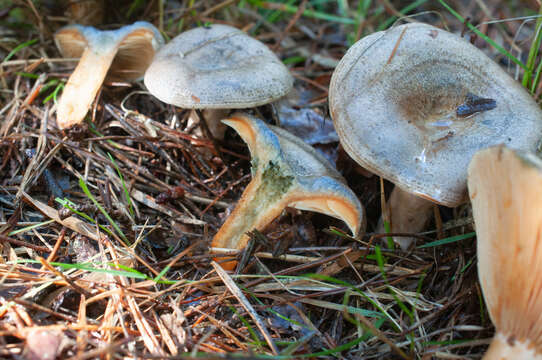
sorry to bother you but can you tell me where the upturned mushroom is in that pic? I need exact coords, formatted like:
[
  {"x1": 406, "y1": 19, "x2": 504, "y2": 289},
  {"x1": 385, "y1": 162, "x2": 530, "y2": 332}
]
[
  {"x1": 468, "y1": 145, "x2": 542, "y2": 360},
  {"x1": 329, "y1": 22, "x2": 542, "y2": 249},
  {"x1": 54, "y1": 21, "x2": 163, "y2": 129},
  {"x1": 211, "y1": 113, "x2": 365, "y2": 270},
  {"x1": 144, "y1": 24, "x2": 293, "y2": 138}
]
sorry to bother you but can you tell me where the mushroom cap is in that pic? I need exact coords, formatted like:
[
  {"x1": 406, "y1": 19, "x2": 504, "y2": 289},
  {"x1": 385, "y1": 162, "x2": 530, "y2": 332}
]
[
  {"x1": 223, "y1": 113, "x2": 365, "y2": 237},
  {"x1": 54, "y1": 21, "x2": 164, "y2": 81},
  {"x1": 143, "y1": 24, "x2": 294, "y2": 109},
  {"x1": 270, "y1": 124, "x2": 365, "y2": 236},
  {"x1": 329, "y1": 22, "x2": 542, "y2": 207}
]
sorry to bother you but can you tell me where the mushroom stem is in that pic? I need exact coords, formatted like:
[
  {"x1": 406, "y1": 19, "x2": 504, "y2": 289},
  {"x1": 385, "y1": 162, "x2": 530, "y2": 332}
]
[
  {"x1": 468, "y1": 145, "x2": 542, "y2": 360},
  {"x1": 56, "y1": 44, "x2": 118, "y2": 129},
  {"x1": 203, "y1": 109, "x2": 229, "y2": 139},
  {"x1": 211, "y1": 114, "x2": 364, "y2": 270},
  {"x1": 379, "y1": 186, "x2": 434, "y2": 250},
  {"x1": 483, "y1": 333, "x2": 542, "y2": 360},
  {"x1": 212, "y1": 163, "x2": 293, "y2": 269}
]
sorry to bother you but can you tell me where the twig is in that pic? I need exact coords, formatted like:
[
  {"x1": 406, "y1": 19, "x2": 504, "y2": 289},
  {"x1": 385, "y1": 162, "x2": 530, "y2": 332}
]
[{"x1": 211, "y1": 261, "x2": 279, "y2": 355}]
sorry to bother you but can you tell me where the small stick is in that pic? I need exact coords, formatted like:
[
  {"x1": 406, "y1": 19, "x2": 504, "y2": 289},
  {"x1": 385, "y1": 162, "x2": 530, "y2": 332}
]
[
  {"x1": 211, "y1": 261, "x2": 279, "y2": 355},
  {"x1": 386, "y1": 26, "x2": 408, "y2": 64},
  {"x1": 354, "y1": 311, "x2": 412, "y2": 360},
  {"x1": 38, "y1": 256, "x2": 93, "y2": 299},
  {"x1": 0, "y1": 233, "x2": 50, "y2": 253},
  {"x1": 46, "y1": 227, "x2": 67, "y2": 263}
]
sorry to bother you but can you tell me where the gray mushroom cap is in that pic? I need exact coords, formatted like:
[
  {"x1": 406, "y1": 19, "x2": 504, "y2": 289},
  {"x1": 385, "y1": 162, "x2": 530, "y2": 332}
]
[
  {"x1": 329, "y1": 22, "x2": 542, "y2": 207},
  {"x1": 144, "y1": 24, "x2": 294, "y2": 109}
]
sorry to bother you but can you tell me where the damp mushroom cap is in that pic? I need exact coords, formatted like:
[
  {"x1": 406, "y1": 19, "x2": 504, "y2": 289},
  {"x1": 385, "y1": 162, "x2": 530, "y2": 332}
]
[
  {"x1": 211, "y1": 113, "x2": 365, "y2": 270},
  {"x1": 143, "y1": 24, "x2": 294, "y2": 109},
  {"x1": 329, "y1": 22, "x2": 542, "y2": 207},
  {"x1": 54, "y1": 21, "x2": 164, "y2": 130},
  {"x1": 468, "y1": 145, "x2": 542, "y2": 359}
]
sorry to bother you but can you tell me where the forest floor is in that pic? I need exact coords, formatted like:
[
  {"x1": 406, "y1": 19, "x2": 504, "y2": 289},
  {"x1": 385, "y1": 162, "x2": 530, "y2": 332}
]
[{"x1": 0, "y1": 1, "x2": 540, "y2": 359}]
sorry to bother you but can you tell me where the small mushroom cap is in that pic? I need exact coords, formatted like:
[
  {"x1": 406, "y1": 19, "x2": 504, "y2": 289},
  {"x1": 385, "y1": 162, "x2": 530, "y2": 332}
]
[
  {"x1": 144, "y1": 24, "x2": 294, "y2": 109},
  {"x1": 330, "y1": 23, "x2": 542, "y2": 207},
  {"x1": 468, "y1": 145, "x2": 542, "y2": 358},
  {"x1": 54, "y1": 21, "x2": 164, "y2": 81}
]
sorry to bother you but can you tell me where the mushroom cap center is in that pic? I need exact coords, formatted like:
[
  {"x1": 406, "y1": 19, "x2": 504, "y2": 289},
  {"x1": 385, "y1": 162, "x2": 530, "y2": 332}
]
[{"x1": 390, "y1": 61, "x2": 488, "y2": 160}]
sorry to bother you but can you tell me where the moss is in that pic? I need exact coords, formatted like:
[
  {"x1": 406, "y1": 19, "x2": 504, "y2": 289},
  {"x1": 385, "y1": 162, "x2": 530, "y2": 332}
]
[
  {"x1": 225, "y1": 160, "x2": 294, "y2": 239},
  {"x1": 250, "y1": 157, "x2": 259, "y2": 177},
  {"x1": 257, "y1": 160, "x2": 294, "y2": 201}
]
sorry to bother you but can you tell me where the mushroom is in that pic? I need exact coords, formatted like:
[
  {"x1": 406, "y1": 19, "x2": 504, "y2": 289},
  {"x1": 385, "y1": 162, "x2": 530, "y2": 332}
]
[
  {"x1": 144, "y1": 24, "x2": 293, "y2": 139},
  {"x1": 468, "y1": 145, "x2": 542, "y2": 359},
  {"x1": 211, "y1": 113, "x2": 365, "y2": 270},
  {"x1": 54, "y1": 21, "x2": 163, "y2": 129},
  {"x1": 329, "y1": 22, "x2": 542, "y2": 249}
]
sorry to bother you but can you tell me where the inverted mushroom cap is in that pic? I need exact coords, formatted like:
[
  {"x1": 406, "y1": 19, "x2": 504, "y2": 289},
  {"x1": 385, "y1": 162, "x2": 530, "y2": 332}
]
[
  {"x1": 55, "y1": 21, "x2": 164, "y2": 82},
  {"x1": 329, "y1": 22, "x2": 542, "y2": 207},
  {"x1": 468, "y1": 145, "x2": 542, "y2": 359},
  {"x1": 54, "y1": 21, "x2": 163, "y2": 129},
  {"x1": 144, "y1": 24, "x2": 294, "y2": 109},
  {"x1": 211, "y1": 113, "x2": 365, "y2": 270}
]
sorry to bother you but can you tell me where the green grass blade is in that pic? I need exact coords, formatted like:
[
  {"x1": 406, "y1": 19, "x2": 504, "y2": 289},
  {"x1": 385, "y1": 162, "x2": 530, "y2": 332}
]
[
  {"x1": 374, "y1": 245, "x2": 387, "y2": 280},
  {"x1": 438, "y1": 0, "x2": 527, "y2": 71},
  {"x1": 522, "y1": 5, "x2": 542, "y2": 90},
  {"x1": 3, "y1": 39, "x2": 37, "y2": 63},
  {"x1": 43, "y1": 82, "x2": 64, "y2": 104},
  {"x1": 108, "y1": 153, "x2": 134, "y2": 217},
  {"x1": 417, "y1": 232, "x2": 476, "y2": 248},
  {"x1": 377, "y1": 0, "x2": 428, "y2": 31},
  {"x1": 78, "y1": 177, "x2": 129, "y2": 243},
  {"x1": 531, "y1": 58, "x2": 542, "y2": 93},
  {"x1": 248, "y1": 0, "x2": 358, "y2": 24},
  {"x1": 55, "y1": 197, "x2": 116, "y2": 238},
  {"x1": 16, "y1": 259, "x2": 148, "y2": 279},
  {"x1": 8, "y1": 219, "x2": 55, "y2": 236},
  {"x1": 153, "y1": 264, "x2": 171, "y2": 282},
  {"x1": 382, "y1": 221, "x2": 395, "y2": 250},
  {"x1": 306, "y1": 273, "x2": 400, "y2": 331}
]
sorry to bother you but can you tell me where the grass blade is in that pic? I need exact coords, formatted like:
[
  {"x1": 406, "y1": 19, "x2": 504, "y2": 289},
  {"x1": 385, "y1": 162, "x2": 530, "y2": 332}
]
[
  {"x1": 438, "y1": 0, "x2": 527, "y2": 71},
  {"x1": 78, "y1": 177, "x2": 129, "y2": 243},
  {"x1": 417, "y1": 232, "x2": 476, "y2": 248}
]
